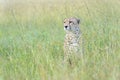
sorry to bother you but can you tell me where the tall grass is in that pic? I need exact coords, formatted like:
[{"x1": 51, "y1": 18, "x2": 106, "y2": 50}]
[{"x1": 0, "y1": 0, "x2": 120, "y2": 80}]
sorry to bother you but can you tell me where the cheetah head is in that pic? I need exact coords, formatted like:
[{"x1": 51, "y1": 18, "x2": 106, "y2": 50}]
[{"x1": 64, "y1": 17, "x2": 80, "y2": 33}]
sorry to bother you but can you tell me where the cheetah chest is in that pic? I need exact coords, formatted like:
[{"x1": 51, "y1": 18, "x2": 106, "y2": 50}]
[{"x1": 64, "y1": 33, "x2": 81, "y2": 54}]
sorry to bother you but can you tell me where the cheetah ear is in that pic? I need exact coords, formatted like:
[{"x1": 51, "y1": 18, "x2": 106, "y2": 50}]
[
  {"x1": 63, "y1": 18, "x2": 66, "y2": 22},
  {"x1": 77, "y1": 19, "x2": 80, "y2": 24},
  {"x1": 64, "y1": 18, "x2": 67, "y2": 20}
]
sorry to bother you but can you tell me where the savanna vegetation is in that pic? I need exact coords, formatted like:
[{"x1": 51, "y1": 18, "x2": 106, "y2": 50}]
[{"x1": 0, "y1": 0, "x2": 120, "y2": 80}]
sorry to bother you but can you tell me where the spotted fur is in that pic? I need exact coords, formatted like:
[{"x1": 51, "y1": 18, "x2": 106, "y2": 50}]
[{"x1": 63, "y1": 17, "x2": 83, "y2": 63}]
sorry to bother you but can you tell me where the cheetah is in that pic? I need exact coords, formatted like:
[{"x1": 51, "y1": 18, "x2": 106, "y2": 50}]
[{"x1": 63, "y1": 17, "x2": 83, "y2": 64}]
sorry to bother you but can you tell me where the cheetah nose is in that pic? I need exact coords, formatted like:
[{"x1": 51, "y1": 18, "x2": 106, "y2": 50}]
[{"x1": 65, "y1": 26, "x2": 68, "y2": 28}]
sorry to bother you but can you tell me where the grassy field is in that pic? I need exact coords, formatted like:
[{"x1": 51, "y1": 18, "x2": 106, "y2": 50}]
[{"x1": 0, "y1": 0, "x2": 120, "y2": 80}]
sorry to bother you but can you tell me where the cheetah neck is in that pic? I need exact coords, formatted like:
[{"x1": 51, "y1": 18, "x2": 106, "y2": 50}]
[{"x1": 65, "y1": 31, "x2": 81, "y2": 45}]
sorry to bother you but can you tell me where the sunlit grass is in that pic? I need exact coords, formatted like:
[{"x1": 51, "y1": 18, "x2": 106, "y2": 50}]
[{"x1": 0, "y1": 0, "x2": 120, "y2": 80}]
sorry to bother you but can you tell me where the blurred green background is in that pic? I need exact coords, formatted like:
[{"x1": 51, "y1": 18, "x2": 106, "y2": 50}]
[{"x1": 0, "y1": 0, "x2": 120, "y2": 80}]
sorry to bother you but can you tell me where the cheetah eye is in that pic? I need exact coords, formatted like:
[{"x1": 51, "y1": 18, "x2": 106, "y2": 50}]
[{"x1": 69, "y1": 21, "x2": 73, "y2": 23}]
